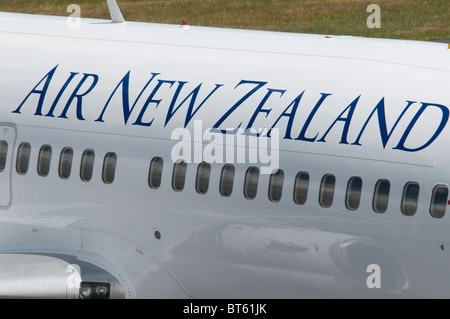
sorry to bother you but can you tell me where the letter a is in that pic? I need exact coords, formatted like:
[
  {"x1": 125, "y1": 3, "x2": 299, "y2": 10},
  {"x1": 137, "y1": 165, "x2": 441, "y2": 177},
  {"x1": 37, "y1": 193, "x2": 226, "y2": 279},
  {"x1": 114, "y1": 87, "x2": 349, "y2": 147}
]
[
  {"x1": 171, "y1": 127, "x2": 192, "y2": 163},
  {"x1": 367, "y1": 4, "x2": 381, "y2": 29},
  {"x1": 366, "y1": 264, "x2": 381, "y2": 289}
]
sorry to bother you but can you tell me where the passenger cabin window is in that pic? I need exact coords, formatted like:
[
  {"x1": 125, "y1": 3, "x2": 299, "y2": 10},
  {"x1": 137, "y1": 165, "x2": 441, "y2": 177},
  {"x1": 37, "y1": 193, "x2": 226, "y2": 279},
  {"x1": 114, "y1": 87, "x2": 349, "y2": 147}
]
[
  {"x1": 401, "y1": 182, "x2": 420, "y2": 216},
  {"x1": 430, "y1": 185, "x2": 448, "y2": 219},
  {"x1": 220, "y1": 164, "x2": 235, "y2": 197},
  {"x1": 172, "y1": 160, "x2": 187, "y2": 192},
  {"x1": 346, "y1": 176, "x2": 363, "y2": 210},
  {"x1": 244, "y1": 166, "x2": 260, "y2": 199},
  {"x1": 319, "y1": 174, "x2": 336, "y2": 208},
  {"x1": 0, "y1": 140, "x2": 8, "y2": 172},
  {"x1": 373, "y1": 179, "x2": 390, "y2": 213},
  {"x1": 148, "y1": 157, "x2": 164, "y2": 189},
  {"x1": 80, "y1": 149, "x2": 95, "y2": 182},
  {"x1": 16, "y1": 142, "x2": 31, "y2": 175},
  {"x1": 268, "y1": 169, "x2": 284, "y2": 202},
  {"x1": 102, "y1": 152, "x2": 117, "y2": 184},
  {"x1": 37, "y1": 144, "x2": 52, "y2": 177},
  {"x1": 59, "y1": 147, "x2": 73, "y2": 179},
  {"x1": 196, "y1": 162, "x2": 211, "y2": 195},
  {"x1": 294, "y1": 171, "x2": 309, "y2": 205}
]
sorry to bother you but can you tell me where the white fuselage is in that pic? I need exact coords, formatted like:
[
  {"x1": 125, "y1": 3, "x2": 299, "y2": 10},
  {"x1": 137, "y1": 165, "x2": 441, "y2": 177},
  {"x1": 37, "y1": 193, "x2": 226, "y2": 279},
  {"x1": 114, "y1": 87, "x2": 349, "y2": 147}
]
[{"x1": 0, "y1": 12, "x2": 450, "y2": 298}]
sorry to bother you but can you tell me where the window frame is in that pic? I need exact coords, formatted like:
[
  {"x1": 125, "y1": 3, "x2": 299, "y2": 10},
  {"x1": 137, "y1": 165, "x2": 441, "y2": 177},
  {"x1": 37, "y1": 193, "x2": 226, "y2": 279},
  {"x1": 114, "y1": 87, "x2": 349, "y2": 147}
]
[
  {"x1": 373, "y1": 179, "x2": 390, "y2": 213},
  {"x1": 148, "y1": 156, "x2": 164, "y2": 189},
  {"x1": 37, "y1": 144, "x2": 52, "y2": 177},
  {"x1": 16, "y1": 142, "x2": 31, "y2": 175},
  {"x1": 268, "y1": 169, "x2": 284, "y2": 202},
  {"x1": 244, "y1": 166, "x2": 260, "y2": 200},
  {"x1": 59, "y1": 147, "x2": 74, "y2": 179},
  {"x1": 172, "y1": 160, "x2": 187, "y2": 192},
  {"x1": 102, "y1": 152, "x2": 117, "y2": 184},
  {"x1": 319, "y1": 174, "x2": 336, "y2": 208},
  {"x1": 293, "y1": 171, "x2": 309, "y2": 205},
  {"x1": 401, "y1": 181, "x2": 420, "y2": 216},
  {"x1": 196, "y1": 161, "x2": 211, "y2": 195},
  {"x1": 80, "y1": 149, "x2": 95, "y2": 182},
  {"x1": 430, "y1": 184, "x2": 448, "y2": 219},
  {"x1": 219, "y1": 164, "x2": 235, "y2": 197},
  {"x1": 345, "y1": 176, "x2": 363, "y2": 211},
  {"x1": 0, "y1": 140, "x2": 8, "y2": 172}
]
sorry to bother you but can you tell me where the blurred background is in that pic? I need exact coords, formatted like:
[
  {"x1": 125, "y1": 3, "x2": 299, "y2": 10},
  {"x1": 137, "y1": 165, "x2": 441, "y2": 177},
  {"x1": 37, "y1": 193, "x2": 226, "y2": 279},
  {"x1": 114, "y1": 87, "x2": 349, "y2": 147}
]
[{"x1": 0, "y1": 0, "x2": 448, "y2": 41}]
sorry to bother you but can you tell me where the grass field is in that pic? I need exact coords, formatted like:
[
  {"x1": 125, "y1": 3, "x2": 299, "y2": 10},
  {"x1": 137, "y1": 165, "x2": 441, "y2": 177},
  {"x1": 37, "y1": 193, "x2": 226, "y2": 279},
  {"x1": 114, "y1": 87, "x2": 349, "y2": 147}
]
[{"x1": 0, "y1": 0, "x2": 448, "y2": 41}]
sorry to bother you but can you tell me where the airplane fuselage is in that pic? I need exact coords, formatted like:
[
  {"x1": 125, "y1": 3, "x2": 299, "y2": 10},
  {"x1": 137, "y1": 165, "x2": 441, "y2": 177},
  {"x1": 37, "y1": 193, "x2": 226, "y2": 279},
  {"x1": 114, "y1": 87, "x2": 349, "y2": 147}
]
[{"x1": 1, "y1": 12, "x2": 450, "y2": 298}]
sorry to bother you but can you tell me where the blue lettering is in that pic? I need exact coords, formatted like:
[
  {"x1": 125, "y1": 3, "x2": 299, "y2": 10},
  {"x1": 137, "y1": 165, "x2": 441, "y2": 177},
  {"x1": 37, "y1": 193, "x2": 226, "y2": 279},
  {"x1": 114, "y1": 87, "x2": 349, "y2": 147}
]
[
  {"x1": 318, "y1": 95, "x2": 360, "y2": 144},
  {"x1": 134, "y1": 79, "x2": 175, "y2": 127},
  {"x1": 295, "y1": 93, "x2": 332, "y2": 142},
  {"x1": 95, "y1": 72, "x2": 159, "y2": 124},
  {"x1": 212, "y1": 80, "x2": 267, "y2": 134},
  {"x1": 268, "y1": 91, "x2": 304, "y2": 139},
  {"x1": 14, "y1": 67, "x2": 448, "y2": 153},
  {"x1": 394, "y1": 102, "x2": 449, "y2": 152},
  {"x1": 245, "y1": 88, "x2": 286, "y2": 136},
  {"x1": 165, "y1": 82, "x2": 224, "y2": 127},
  {"x1": 45, "y1": 72, "x2": 79, "y2": 117},
  {"x1": 12, "y1": 65, "x2": 59, "y2": 115},
  {"x1": 58, "y1": 73, "x2": 99, "y2": 120},
  {"x1": 352, "y1": 98, "x2": 415, "y2": 148}
]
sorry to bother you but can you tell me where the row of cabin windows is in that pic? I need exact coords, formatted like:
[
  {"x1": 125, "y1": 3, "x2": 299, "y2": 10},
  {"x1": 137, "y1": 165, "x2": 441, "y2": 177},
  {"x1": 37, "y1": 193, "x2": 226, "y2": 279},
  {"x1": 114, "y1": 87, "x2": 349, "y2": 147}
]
[
  {"x1": 1, "y1": 140, "x2": 448, "y2": 219},
  {"x1": 14, "y1": 142, "x2": 117, "y2": 184},
  {"x1": 149, "y1": 157, "x2": 449, "y2": 219}
]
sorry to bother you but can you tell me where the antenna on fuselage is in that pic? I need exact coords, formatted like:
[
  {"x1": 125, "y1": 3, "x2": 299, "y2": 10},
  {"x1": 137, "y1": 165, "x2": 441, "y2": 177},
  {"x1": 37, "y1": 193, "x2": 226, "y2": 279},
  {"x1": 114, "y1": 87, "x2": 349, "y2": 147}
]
[{"x1": 106, "y1": 0, "x2": 125, "y2": 23}]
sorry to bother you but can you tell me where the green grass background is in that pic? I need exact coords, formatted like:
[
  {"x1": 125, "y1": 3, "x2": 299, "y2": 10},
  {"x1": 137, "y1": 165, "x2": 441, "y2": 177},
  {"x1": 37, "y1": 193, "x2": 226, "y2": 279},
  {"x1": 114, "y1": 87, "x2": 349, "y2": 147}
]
[{"x1": 0, "y1": 0, "x2": 448, "y2": 40}]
